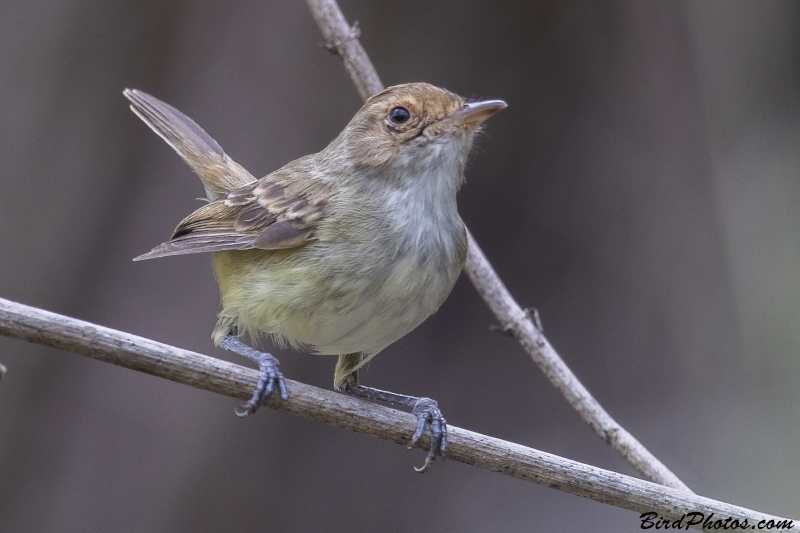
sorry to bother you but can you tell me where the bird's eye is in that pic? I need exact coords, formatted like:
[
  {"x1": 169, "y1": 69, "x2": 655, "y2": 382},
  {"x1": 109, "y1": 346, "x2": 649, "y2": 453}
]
[{"x1": 388, "y1": 106, "x2": 410, "y2": 125}]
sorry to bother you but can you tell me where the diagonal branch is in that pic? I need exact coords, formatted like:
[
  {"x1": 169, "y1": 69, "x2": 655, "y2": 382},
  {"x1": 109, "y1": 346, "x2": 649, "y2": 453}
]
[
  {"x1": 305, "y1": 0, "x2": 691, "y2": 492},
  {"x1": 0, "y1": 296, "x2": 792, "y2": 530}
]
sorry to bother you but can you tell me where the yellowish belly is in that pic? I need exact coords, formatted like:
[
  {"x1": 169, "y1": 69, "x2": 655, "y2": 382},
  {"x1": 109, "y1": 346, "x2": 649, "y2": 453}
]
[{"x1": 211, "y1": 242, "x2": 462, "y2": 356}]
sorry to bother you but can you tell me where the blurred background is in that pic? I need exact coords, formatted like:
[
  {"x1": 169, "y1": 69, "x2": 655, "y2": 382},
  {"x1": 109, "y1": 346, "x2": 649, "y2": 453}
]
[{"x1": 1, "y1": 1, "x2": 799, "y2": 531}]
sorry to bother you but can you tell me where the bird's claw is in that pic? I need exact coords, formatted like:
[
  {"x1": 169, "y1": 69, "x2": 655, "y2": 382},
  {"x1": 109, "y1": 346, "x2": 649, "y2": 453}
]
[
  {"x1": 407, "y1": 397, "x2": 447, "y2": 473},
  {"x1": 233, "y1": 351, "x2": 288, "y2": 417}
]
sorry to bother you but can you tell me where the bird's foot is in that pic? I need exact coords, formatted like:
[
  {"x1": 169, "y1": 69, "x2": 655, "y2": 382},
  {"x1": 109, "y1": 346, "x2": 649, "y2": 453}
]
[
  {"x1": 342, "y1": 384, "x2": 448, "y2": 473},
  {"x1": 220, "y1": 336, "x2": 288, "y2": 416},
  {"x1": 407, "y1": 397, "x2": 448, "y2": 473}
]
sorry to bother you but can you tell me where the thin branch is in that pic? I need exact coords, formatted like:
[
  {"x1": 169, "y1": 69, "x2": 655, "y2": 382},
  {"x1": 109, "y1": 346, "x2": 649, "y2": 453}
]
[
  {"x1": 464, "y1": 229, "x2": 692, "y2": 490},
  {"x1": 0, "y1": 297, "x2": 792, "y2": 531},
  {"x1": 306, "y1": 0, "x2": 383, "y2": 99},
  {"x1": 305, "y1": 0, "x2": 690, "y2": 492}
]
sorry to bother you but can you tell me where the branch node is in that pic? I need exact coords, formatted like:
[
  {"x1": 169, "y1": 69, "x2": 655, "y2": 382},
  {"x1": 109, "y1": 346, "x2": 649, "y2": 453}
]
[
  {"x1": 321, "y1": 21, "x2": 361, "y2": 56},
  {"x1": 489, "y1": 322, "x2": 515, "y2": 337},
  {"x1": 490, "y1": 308, "x2": 542, "y2": 338},
  {"x1": 604, "y1": 427, "x2": 620, "y2": 446},
  {"x1": 524, "y1": 307, "x2": 544, "y2": 333}
]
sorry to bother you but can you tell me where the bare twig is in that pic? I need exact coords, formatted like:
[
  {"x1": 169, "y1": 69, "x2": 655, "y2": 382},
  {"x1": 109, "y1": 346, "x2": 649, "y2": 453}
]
[
  {"x1": 305, "y1": 0, "x2": 382, "y2": 100},
  {"x1": 0, "y1": 297, "x2": 792, "y2": 530},
  {"x1": 304, "y1": 0, "x2": 691, "y2": 492},
  {"x1": 465, "y1": 229, "x2": 693, "y2": 491}
]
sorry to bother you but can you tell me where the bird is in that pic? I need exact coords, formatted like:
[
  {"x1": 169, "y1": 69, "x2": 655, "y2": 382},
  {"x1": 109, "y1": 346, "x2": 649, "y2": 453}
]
[{"x1": 124, "y1": 83, "x2": 506, "y2": 471}]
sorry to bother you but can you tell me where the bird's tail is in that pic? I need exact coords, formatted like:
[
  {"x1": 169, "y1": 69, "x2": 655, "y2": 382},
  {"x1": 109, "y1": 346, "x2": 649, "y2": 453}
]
[
  {"x1": 124, "y1": 88, "x2": 256, "y2": 201},
  {"x1": 334, "y1": 353, "x2": 363, "y2": 390}
]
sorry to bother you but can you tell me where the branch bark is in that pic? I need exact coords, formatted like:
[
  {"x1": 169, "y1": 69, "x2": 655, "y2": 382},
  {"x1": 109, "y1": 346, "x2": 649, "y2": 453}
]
[
  {"x1": 0, "y1": 296, "x2": 792, "y2": 531},
  {"x1": 305, "y1": 0, "x2": 691, "y2": 492}
]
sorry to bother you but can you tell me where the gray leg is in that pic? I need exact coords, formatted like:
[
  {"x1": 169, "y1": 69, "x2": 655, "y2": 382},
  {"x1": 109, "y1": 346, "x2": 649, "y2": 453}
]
[
  {"x1": 345, "y1": 383, "x2": 447, "y2": 473},
  {"x1": 220, "y1": 336, "x2": 288, "y2": 416}
]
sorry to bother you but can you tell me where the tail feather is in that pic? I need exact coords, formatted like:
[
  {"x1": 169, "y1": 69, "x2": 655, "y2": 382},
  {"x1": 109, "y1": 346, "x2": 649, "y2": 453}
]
[
  {"x1": 334, "y1": 353, "x2": 363, "y2": 390},
  {"x1": 124, "y1": 88, "x2": 256, "y2": 200}
]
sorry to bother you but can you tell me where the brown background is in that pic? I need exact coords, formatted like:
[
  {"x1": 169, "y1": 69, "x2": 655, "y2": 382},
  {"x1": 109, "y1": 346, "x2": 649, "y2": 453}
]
[{"x1": 1, "y1": 1, "x2": 799, "y2": 531}]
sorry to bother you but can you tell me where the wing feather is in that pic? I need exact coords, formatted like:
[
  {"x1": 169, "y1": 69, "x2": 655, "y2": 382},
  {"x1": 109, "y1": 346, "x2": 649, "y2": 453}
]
[{"x1": 134, "y1": 169, "x2": 329, "y2": 260}]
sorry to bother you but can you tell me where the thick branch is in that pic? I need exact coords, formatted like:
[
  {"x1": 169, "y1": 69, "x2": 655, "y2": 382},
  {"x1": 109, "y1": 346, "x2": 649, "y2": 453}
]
[
  {"x1": 305, "y1": 0, "x2": 690, "y2": 492},
  {"x1": 0, "y1": 297, "x2": 792, "y2": 530}
]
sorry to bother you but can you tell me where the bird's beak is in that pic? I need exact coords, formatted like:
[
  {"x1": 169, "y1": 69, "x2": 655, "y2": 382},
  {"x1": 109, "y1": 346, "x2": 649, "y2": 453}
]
[{"x1": 450, "y1": 99, "x2": 507, "y2": 129}]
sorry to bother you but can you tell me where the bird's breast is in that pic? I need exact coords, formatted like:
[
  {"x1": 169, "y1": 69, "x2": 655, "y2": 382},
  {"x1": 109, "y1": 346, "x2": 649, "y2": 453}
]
[{"x1": 215, "y1": 165, "x2": 467, "y2": 356}]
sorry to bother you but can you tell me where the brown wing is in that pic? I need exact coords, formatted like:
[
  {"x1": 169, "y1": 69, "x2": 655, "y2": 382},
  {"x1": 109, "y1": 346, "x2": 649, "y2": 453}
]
[{"x1": 133, "y1": 174, "x2": 328, "y2": 261}]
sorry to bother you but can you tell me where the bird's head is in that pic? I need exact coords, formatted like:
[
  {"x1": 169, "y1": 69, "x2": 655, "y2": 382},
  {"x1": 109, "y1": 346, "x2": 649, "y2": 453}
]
[{"x1": 329, "y1": 83, "x2": 506, "y2": 184}]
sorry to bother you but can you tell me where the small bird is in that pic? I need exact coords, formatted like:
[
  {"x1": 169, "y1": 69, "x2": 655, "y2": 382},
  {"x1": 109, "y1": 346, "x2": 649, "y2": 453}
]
[{"x1": 124, "y1": 83, "x2": 505, "y2": 471}]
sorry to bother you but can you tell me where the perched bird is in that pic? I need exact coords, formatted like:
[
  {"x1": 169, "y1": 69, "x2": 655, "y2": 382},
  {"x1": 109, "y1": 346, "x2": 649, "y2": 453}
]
[{"x1": 124, "y1": 83, "x2": 505, "y2": 471}]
